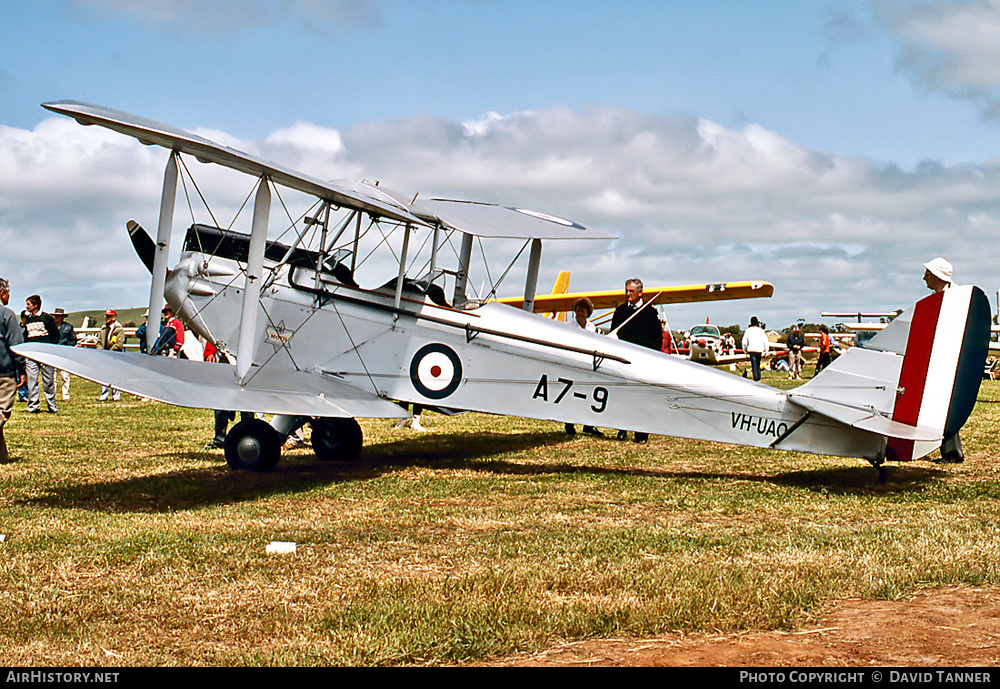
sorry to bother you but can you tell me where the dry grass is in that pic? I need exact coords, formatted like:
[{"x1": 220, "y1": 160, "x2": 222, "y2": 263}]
[{"x1": 2, "y1": 373, "x2": 1000, "y2": 665}]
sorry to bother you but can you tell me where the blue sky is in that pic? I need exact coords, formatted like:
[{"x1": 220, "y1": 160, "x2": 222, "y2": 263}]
[
  {"x1": 3, "y1": 1, "x2": 990, "y2": 164},
  {"x1": 3, "y1": 0, "x2": 1000, "y2": 330}
]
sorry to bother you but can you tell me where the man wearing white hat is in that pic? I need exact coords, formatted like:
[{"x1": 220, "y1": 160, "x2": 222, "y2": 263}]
[
  {"x1": 923, "y1": 257, "x2": 953, "y2": 293},
  {"x1": 922, "y1": 257, "x2": 964, "y2": 463}
]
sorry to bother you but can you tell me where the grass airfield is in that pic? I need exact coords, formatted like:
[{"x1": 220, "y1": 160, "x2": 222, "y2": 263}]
[{"x1": 2, "y1": 373, "x2": 1000, "y2": 666}]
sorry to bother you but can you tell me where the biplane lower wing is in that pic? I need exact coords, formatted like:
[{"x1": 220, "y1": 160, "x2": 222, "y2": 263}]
[
  {"x1": 497, "y1": 281, "x2": 773, "y2": 313},
  {"x1": 12, "y1": 343, "x2": 408, "y2": 419}
]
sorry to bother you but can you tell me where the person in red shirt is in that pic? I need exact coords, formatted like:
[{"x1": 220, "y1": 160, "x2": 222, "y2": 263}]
[
  {"x1": 814, "y1": 325, "x2": 832, "y2": 376},
  {"x1": 151, "y1": 305, "x2": 185, "y2": 357}
]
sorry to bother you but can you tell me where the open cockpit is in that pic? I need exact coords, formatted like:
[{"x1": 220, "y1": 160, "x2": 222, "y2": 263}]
[{"x1": 182, "y1": 223, "x2": 455, "y2": 311}]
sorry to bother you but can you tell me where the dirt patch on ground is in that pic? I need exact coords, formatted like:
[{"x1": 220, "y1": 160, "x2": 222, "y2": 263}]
[{"x1": 481, "y1": 586, "x2": 1000, "y2": 666}]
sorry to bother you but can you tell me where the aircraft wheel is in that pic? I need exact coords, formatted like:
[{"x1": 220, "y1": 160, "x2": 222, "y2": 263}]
[
  {"x1": 311, "y1": 417, "x2": 363, "y2": 462},
  {"x1": 224, "y1": 419, "x2": 281, "y2": 471}
]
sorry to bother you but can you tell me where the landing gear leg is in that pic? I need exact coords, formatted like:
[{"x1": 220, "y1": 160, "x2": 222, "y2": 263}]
[
  {"x1": 866, "y1": 456, "x2": 888, "y2": 484},
  {"x1": 269, "y1": 414, "x2": 306, "y2": 442}
]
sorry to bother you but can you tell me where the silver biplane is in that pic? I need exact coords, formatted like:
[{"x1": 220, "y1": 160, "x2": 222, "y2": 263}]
[{"x1": 14, "y1": 101, "x2": 992, "y2": 479}]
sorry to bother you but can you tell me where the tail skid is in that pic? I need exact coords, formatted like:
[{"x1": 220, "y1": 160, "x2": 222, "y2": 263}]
[{"x1": 788, "y1": 285, "x2": 990, "y2": 461}]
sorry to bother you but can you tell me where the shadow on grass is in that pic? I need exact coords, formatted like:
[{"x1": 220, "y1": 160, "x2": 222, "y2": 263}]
[
  {"x1": 19, "y1": 430, "x2": 945, "y2": 513},
  {"x1": 503, "y1": 459, "x2": 946, "y2": 496},
  {"x1": 19, "y1": 431, "x2": 566, "y2": 512},
  {"x1": 770, "y1": 463, "x2": 946, "y2": 494}
]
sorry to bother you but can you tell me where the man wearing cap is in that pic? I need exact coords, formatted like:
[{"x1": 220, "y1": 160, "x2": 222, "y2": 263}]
[
  {"x1": 922, "y1": 257, "x2": 964, "y2": 463},
  {"x1": 97, "y1": 309, "x2": 124, "y2": 401},
  {"x1": 23, "y1": 295, "x2": 59, "y2": 414},
  {"x1": 52, "y1": 308, "x2": 77, "y2": 402},
  {"x1": 0, "y1": 278, "x2": 26, "y2": 462}
]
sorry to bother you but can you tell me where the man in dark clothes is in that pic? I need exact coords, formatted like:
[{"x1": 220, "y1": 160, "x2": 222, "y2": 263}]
[
  {"x1": 610, "y1": 278, "x2": 663, "y2": 350},
  {"x1": 609, "y1": 278, "x2": 663, "y2": 442},
  {"x1": 23, "y1": 294, "x2": 59, "y2": 414}
]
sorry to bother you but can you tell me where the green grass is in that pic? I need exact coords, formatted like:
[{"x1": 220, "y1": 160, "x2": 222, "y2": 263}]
[{"x1": 2, "y1": 372, "x2": 1000, "y2": 665}]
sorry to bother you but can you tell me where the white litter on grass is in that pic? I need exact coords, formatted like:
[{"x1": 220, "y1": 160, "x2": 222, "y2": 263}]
[
  {"x1": 266, "y1": 541, "x2": 296, "y2": 555},
  {"x1": 0, "y1": 534, "x2": 6, "y2": 543}
]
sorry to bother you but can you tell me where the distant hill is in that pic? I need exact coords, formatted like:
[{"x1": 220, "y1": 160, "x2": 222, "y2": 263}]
[{"x1": 65, "y1": 307, "x2": 147, "y2": 329}]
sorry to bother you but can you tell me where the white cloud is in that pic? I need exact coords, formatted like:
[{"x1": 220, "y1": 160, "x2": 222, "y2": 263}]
[
  {"x1": 880, "y1": 0, "x2": 1000, "y2": 116},
  {"x1": 3, "y1": 105, "x2": 999, "y2": 327}
]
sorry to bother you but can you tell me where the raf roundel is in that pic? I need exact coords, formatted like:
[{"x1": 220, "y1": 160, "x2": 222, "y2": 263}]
[{"x1": 410, "y1": 343, "x2": 463, "y2": 399}]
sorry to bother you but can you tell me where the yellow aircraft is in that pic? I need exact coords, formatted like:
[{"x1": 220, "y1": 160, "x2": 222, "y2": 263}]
[{"x1": 497, "y1": 280, "x2": 774, "y2": 314}]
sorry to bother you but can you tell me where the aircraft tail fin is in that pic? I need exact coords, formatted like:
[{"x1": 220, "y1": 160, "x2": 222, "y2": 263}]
[
  {"x1": 546, "y1": 270, "x2": 571, "y2": 321},
  {"x1": 789, "y1": 285, "x2": 990, "y2": 460},
  {"x1": 552, "y1": 270, "x2": 570, "y2": 295}
]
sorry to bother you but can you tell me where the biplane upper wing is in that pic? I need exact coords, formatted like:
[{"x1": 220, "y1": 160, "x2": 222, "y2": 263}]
[
  {"x1": 46, "y1": 101, "x2": 621, "y2": 243},
  {"x1": 413, "y1": 198, "x2": 617, "y2": 240},
  {"x1": 497, "y1": 281, "x2": 774, "y2": 313},
  {"x1": 42, "y1": 100, "x2": 424, "y2": 226},
  {"x1": 13, "y1": 343, "x2": 408, "y2": 419}
]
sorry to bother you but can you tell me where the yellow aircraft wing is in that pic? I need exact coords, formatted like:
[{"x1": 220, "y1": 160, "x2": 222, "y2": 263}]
[{"x1": 497, "y1": 280, "x2": 773, "y2": 313}]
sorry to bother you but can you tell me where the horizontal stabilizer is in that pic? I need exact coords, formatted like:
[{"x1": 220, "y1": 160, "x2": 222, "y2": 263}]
[
  {"x1": 788, "y1": 346, "x2": 909, "y2": 432},
  {"x1": 788, "y1": 396, "x2": 941, "y2": 442},
  {"x1": 13, "y1": 343, "x2": 408, "y2": 419}
]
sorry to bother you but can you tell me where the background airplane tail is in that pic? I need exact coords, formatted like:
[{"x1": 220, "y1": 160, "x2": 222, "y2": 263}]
[
  {"x1": 789, "y1": 285, "x2": 991, "y2": 460},
  {"x1": 545, "y1": 270, "x2": 571, "y2": 321}
]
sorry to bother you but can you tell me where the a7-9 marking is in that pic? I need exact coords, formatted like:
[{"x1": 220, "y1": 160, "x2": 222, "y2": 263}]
[{"x1": 532, "y1": 375, "x2": 609, "y2": 413}]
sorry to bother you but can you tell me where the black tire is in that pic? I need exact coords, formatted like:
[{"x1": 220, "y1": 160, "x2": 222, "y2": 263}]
[
  {"x1": 224, "y1": 418, "x2": 281, "y2": 471},
  {"x1": 310, "y1": 417, "x2": 363, "y2": 462}
]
